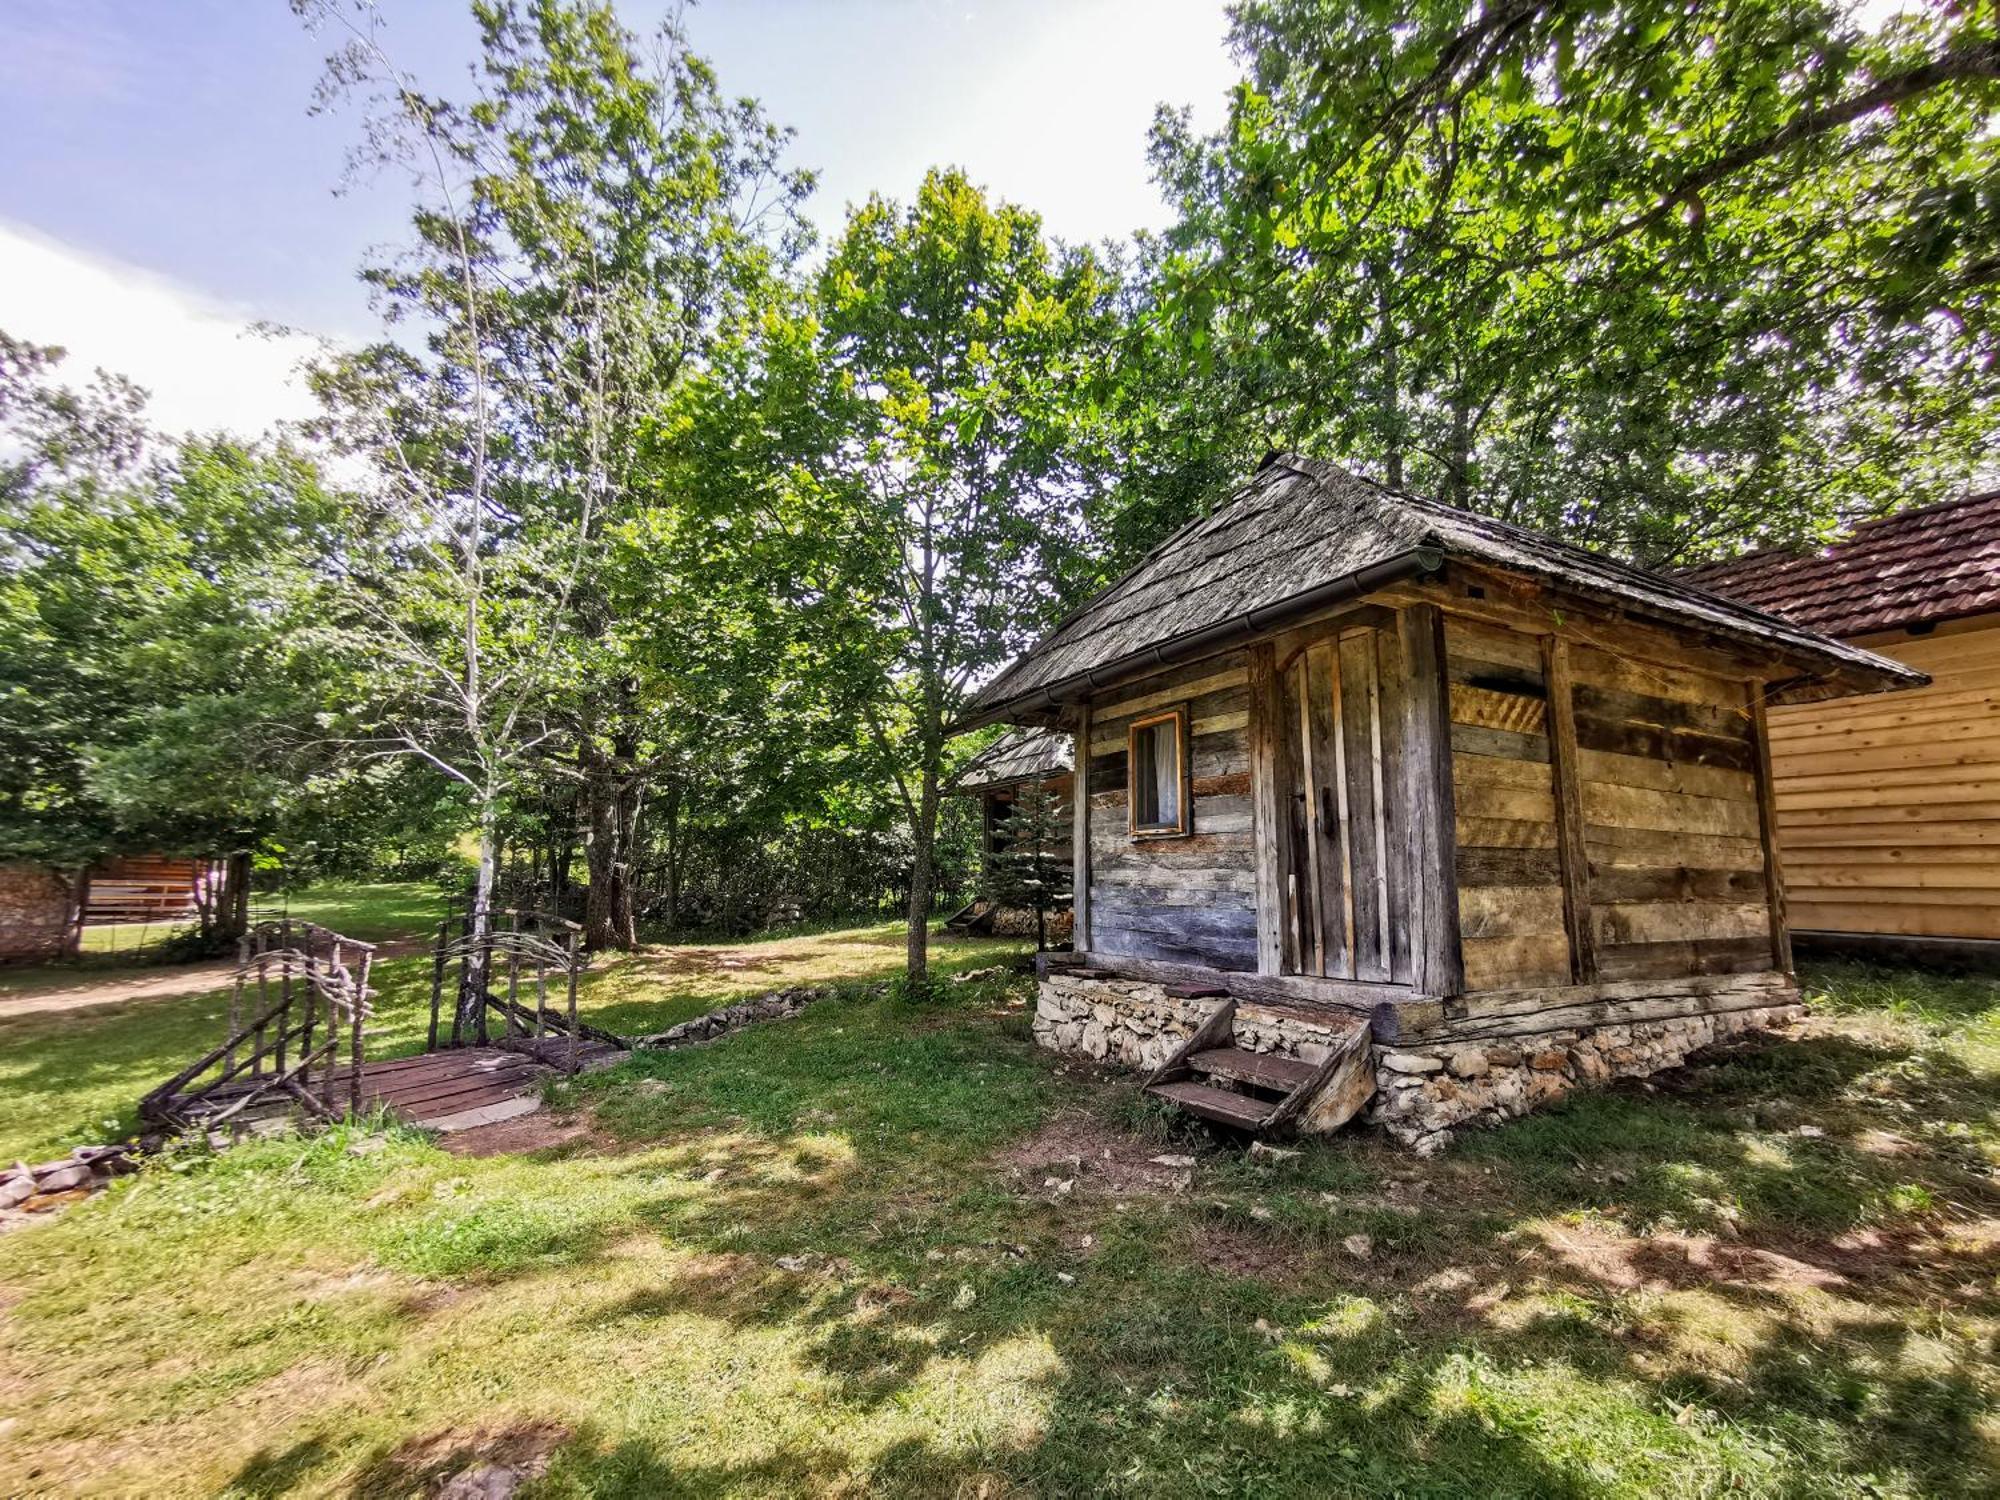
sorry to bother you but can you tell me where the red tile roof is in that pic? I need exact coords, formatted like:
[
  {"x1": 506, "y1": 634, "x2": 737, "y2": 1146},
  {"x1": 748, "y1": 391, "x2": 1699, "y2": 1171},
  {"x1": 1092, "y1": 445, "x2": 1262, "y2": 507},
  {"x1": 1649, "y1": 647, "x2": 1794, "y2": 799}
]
[{"x1": 1682, "y1": 490, "x2": 2000, "y2": 640}]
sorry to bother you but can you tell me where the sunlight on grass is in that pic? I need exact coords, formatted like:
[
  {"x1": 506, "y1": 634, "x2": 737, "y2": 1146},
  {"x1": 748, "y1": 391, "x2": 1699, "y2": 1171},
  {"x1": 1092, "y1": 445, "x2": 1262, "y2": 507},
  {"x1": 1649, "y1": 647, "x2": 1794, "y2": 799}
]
[{"x1": 0, "y1": 957, "x2": 1996, "y2": 1495}]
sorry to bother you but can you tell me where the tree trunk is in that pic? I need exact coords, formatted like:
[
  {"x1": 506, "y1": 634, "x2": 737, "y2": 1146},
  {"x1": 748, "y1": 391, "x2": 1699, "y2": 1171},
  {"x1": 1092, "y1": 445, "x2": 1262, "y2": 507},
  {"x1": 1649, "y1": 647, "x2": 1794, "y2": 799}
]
[
  {"x1": 612, "y1": 761, "x2": 644, "y2": 948},
  {"x1": 459, "y1": 806, "x2": 498, "y2": 1042},
  {"x1": 661, "y1": 781, "x2": 682, "y2": 934},
  {"x1": 1447, "y1": 388, "x2": 1471, "y2": 506},
  {"x1": 581, "y1": 738, "x2": 619, "y2": 950},
  {"x1": 904, "y1": 768, "x2": 940, "y2": 988},
  {"x1": 62, "y1": 866, "x2": 89, "y2": 958},
  {"x1": 209, "y1": 850, "x2": 252, "y2": 945}
]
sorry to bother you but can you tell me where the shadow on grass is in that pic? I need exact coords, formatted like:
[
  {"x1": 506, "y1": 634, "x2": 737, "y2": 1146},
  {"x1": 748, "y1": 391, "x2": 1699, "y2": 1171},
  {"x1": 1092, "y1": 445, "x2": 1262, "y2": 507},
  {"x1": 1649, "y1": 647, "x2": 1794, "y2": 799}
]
[{"x1": 174, "y1": 962, "x2": 2000, "y2": 1496}]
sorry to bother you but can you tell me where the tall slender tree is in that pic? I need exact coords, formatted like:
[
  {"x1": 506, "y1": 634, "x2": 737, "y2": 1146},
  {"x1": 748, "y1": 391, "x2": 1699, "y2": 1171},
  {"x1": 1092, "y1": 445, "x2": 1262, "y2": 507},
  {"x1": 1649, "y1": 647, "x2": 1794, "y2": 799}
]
[
  {"x1": 809, "y1": 169, "x2": 1118, "y2": 985},
  {"x1": 298, "y1": 0, "x2": 810, "y2": 965}
]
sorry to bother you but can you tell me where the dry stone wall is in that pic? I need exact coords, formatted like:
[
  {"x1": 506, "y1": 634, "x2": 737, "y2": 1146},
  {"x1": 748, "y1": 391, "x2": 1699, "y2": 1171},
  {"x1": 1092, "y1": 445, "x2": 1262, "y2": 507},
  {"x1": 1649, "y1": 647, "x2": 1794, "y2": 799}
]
[
  {"x1": 1036, "y1": 972, "x2": 1803, "y2": 1152},
  {"x1": 1367, "y1": 1002, "x2": 1804, "y2": 1153}
]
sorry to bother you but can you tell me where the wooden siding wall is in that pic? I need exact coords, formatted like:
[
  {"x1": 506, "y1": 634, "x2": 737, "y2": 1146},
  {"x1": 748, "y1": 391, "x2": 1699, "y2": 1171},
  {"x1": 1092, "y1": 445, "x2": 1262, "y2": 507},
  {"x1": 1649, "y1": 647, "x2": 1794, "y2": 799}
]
[
  {"x1": 1566, "y1": 646, "x2": 1773, "y2": 980},
  {"x1": 83, "y1": 855, "x2": 207, "y2": 925},
  {"x1": 1086, "y1": 651, "x2": 1259, "y2": 970},
  {"x1": 1446, "y1": 620, "x2": 1572, "y2": 990},
  {"x1": 1768, "y1": 614, "x2": 2000, "y2": 939}
]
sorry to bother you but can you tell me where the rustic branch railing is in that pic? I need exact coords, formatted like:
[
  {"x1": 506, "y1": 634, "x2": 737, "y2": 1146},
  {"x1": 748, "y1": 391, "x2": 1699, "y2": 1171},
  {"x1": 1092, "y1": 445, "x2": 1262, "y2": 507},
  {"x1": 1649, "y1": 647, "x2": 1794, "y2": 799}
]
[
  {"x1": 140, "y1": 920, "x2": 377, "y2": 1133},
  {"x1": 427, "y1": 906, "x2": 602, "y2": 1074}
]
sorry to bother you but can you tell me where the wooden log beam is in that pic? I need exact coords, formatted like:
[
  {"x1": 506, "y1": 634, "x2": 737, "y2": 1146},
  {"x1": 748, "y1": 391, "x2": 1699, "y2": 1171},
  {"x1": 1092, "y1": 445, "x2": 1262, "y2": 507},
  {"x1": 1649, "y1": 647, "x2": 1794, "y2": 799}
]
[
  {"x1": 1541, "y1": 635, "x2": 1597, "y2": 983},
  {"x1": 1749, "y1": 688, "x2": 1794, "y2": 973},
  {"x1": 1400, "y1": 604, "x2": 1464, "y2": 996},
  {"x1": 1071, "y1": 701, "x2": 1092, "y2": 955},
  {"x1": 1058, "y1": 949, "x2": 1417, "y2": 1012},
  {"x1": 1247, "y1": 641, "x2": 1289, "y2": 975}
]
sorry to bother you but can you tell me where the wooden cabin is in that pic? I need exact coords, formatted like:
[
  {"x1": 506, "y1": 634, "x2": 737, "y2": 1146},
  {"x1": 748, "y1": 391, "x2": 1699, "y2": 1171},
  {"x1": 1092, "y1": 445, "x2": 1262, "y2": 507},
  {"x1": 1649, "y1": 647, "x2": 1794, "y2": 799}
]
[
  {"x1": 1686, "y1": 491, "x2": 2000, "y2": 962},
  {"x1": 948, "y1": 728, "x2": 1075, "y2": 941},
  {"x1": 959, "y1": 456, "x2": 1923, "y2": 1149}
]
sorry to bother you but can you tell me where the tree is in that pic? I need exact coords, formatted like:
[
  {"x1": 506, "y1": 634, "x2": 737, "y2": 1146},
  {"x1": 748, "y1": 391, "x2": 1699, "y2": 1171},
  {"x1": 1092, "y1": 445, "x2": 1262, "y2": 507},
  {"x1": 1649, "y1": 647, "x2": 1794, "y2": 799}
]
[
  {"x1": 984, "y1": 781, "x2": 1069, "y2": 952},
  {"x1": 808, "y1": 168, "x2": 1119, "y2": 985},
  {"x1": 298, "y1": 0, "x2": 812, "y2": 953},
  {"x1": 1137, "y1": 0, "x2": 1998, "y2": 563},
  {"x1": 0, "y1": 334, "x2": 354, "y2": 944}
]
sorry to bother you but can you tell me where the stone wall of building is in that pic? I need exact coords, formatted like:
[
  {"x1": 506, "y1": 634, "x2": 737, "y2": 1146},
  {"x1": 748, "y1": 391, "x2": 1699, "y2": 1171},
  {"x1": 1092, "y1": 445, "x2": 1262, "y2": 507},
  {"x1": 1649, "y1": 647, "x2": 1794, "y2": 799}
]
[
  {"x1": 1034, "y1": 970, "x2": 1362, "y2": 1117},
  {"x1": 0, "y1": 862, "x2": 70, "y2": 963},
  {"x1": 1035, "y1": 971, "x2": 1804, "y2": 1151},
  {"x1": 1366, "y1": 1004, "x2": 1804, "y2": 1152}
]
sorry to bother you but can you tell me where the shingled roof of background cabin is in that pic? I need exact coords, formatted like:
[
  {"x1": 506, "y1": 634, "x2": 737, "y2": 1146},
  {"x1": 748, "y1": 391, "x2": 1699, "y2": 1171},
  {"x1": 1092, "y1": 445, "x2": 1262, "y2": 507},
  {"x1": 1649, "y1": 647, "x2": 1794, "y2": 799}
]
[
  {"x1": 956, "y1": 726, "x2": 1073, "y2": 793},
  {"x1": 964, "y1": 454, "x2": 1922, "y2": 722},
  {"x1": 1681, "y1": 489, "x2": 2000, "y2": 639}
]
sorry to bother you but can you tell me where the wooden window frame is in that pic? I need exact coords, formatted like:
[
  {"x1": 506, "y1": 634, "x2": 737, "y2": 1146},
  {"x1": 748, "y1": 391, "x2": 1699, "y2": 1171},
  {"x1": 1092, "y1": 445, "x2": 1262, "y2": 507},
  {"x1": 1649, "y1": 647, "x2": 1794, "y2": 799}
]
[{"x1": 1127, "y1": 704, "x2": 1192, "y2": 839}]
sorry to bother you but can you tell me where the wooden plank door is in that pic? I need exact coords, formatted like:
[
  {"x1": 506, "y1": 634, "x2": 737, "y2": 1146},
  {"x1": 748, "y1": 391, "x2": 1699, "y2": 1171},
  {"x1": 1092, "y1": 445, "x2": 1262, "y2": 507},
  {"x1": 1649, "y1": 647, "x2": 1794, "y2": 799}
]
[{"x1": 1279, "y1": 622, "x2": 1411, "y2": 983}]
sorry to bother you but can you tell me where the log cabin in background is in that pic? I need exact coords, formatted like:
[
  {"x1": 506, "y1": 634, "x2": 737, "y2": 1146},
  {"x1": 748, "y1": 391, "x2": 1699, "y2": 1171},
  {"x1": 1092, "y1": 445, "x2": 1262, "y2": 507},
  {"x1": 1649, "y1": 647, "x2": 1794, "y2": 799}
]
[
  {"x1": 958, "y1": 455, "x2": 1924, "y2": 1151},
  {"x1": 1685, "y1": 491, "x2": 2000, "y2": 964},
  {"x1": 0, "y1": 854, "x2": 229, "y2": 963},
  {"x1": 946, "y1": 727, "x2": 1075, "y2": 942}
]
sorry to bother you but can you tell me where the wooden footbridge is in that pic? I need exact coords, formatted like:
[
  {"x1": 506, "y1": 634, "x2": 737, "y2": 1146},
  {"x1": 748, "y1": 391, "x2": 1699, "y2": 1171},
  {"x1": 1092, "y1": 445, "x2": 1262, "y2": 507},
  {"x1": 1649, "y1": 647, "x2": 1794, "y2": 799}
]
[{"x1": 141, "y1": 908, "x2": 625, "y2": 1137}]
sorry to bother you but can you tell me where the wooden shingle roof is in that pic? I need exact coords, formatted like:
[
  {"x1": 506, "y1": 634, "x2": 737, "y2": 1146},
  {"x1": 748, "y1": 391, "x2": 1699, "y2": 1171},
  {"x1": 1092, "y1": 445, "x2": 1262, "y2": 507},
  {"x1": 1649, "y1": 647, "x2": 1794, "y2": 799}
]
[
  {"x1": 1681, "y1": 490, "x2": 2000, "y2": 639},
  {"x1": 955, "y1": 727, "x2": 1072, "y2": 793},
  {"x1": 963, "y1": 454, "x2": 1924, "y2": 726}
]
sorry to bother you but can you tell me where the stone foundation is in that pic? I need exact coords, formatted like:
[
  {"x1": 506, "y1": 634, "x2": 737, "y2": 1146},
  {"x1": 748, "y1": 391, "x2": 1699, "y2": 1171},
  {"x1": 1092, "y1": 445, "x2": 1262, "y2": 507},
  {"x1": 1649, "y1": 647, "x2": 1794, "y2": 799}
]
[
  {"x1": 1366, "y1": 1004, "x2": 1805, "y2": 1153},
  {"x1": 1034, "y1": 971, "x2": 1364, "y2": 1133},
  {"x1": 1035, "y1": 972, "x2": 1804, "y2": 1151}
]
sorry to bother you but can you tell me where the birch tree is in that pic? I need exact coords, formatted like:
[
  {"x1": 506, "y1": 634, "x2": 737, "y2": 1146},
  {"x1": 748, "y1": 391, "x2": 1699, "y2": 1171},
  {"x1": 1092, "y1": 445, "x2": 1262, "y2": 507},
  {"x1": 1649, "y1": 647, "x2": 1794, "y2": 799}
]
[{"x1": 298, "y1": 0, "x2": 808, "y2": 982}]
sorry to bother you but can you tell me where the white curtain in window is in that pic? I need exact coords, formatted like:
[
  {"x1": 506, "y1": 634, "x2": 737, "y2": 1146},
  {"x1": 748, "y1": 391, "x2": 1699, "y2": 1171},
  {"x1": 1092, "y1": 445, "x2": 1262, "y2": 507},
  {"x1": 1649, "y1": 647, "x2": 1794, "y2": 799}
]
[{"x1": 1150, "y1": 720, "x2": 1178, "y2": 827}]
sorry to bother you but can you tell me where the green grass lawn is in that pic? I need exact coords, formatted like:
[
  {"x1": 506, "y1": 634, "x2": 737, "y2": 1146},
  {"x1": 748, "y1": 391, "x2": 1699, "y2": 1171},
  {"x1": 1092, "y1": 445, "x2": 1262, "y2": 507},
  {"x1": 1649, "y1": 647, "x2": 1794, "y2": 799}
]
[{"x1": 2, "y1": 951, "x2": 1996, "y2": 1497}]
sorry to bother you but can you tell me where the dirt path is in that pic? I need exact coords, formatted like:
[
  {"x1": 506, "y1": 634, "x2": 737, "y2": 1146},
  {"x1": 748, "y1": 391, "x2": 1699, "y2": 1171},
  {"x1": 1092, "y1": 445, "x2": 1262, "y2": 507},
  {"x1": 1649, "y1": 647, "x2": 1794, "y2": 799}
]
[{"x1": 0, "y1": 937, "x2": 429, "y2": 1020}]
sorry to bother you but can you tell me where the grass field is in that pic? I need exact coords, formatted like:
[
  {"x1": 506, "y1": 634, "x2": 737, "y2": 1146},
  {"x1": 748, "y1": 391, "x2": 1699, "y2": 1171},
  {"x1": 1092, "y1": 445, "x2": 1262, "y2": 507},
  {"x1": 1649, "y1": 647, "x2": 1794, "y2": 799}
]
[{"x1": 1, "y1": 919, "x2": 1996, "y2": 1496}]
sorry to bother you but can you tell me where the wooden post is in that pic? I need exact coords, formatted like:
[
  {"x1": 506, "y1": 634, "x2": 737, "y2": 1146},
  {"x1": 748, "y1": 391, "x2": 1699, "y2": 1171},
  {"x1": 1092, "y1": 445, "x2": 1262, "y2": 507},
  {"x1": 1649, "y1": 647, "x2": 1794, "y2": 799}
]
[
  {"x1": 351, "y1": 949, "x2": 370, "y2": 1118},
  {"x1": 509, "y1": 910, "x2": 525, "y2": 1042},
  {"x1": 1541, "y1": 635, "x2": 1597, "y2": 983},
  {"x1": 565, "y1": 929, "x2": 581, "y2": 1075},
  {"x1": 282, "y1": 920, "x2": 299, "y2": 1082},
  {"x1": 428, "y1": 918, "x2": 448, "y2": 1052},
  {"x1": 254, "y1": 950, "x2": 271, "y2": 1078},
  {"x1": 1247, "y1": 640, "x2": 1291, "y2": 976},
  {"x1": 1398, "y1": 604, "x2": 1463, "y2": 997},
  {"x1": 1748, "y1": 687, "x2": 1793, "y2": 973},
  {"x1": 1070, "y1": 703, "x2": 1092, "y2": 955}
]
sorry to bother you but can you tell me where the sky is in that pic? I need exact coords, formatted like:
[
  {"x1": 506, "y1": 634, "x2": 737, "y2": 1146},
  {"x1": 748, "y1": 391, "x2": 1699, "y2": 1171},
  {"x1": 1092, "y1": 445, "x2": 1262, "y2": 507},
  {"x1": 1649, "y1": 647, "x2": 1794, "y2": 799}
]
[{"x1": 0, "y1": 0, "x2": 1239, "y2": 440}]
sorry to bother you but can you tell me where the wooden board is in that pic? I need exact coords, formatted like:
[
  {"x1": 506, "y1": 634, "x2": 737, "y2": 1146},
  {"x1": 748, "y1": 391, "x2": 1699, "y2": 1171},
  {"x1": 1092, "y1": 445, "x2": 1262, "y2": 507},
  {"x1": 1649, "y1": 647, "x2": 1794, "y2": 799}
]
[
  {"x1": 1445, "y1": 616, "x2": 1568, "y2": 989},
  {"x1": 1760, "y1": 616, "x2": 2000, "y2": 942}
]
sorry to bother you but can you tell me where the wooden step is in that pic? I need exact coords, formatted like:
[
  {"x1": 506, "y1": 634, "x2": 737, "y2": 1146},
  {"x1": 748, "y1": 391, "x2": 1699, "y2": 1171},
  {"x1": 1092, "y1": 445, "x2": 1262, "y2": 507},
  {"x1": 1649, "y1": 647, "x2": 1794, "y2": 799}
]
[
  {"x1": 1187, "y1": 1047, "x2": 1316, "y2": 1092},
  {"x1": 1146, "y1": 1079, "x2": 1273, "y2": 1130}
]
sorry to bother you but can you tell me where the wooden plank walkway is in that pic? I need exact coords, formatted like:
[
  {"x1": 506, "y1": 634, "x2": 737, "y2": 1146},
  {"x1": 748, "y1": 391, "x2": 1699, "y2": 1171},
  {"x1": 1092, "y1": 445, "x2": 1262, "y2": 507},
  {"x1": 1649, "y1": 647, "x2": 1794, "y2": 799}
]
[
  {"x1": 334, "y1": 1042, "x2": 626, "y2": 1130},
  {"x1": 170, "y1": 1040, "x2": 627, "y2": 1134}
]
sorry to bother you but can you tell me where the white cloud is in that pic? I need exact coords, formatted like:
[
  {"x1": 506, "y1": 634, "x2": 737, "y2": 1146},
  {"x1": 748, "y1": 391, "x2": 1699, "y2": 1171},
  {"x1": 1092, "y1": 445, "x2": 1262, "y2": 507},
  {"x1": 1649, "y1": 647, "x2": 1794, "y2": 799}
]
[{"x1": 0, "y1": 220, "x2": 329, "y2": 441}]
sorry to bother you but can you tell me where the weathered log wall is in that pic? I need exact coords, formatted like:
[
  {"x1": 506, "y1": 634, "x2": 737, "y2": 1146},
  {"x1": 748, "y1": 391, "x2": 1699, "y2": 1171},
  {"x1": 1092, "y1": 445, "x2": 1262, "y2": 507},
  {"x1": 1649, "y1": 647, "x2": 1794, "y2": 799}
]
[
  {"x1": 0, "y1": 862, "x2": 70, "y2": 962},
  {"x1": 1568, "y1": 644, "x2": 1774, "y2": 979},
  {"x1": 1445, "y1": 619, "x2": 1573, "y2": 991},
  {"x1": 1085, "y1": 651, "x2": 1260, "y2": 970}
]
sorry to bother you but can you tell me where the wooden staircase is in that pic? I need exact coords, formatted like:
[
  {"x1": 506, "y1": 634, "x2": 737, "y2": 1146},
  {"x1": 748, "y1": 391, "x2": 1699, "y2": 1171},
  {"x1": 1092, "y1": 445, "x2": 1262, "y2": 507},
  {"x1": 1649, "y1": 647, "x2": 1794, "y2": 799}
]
[{"x1": 1142, "y1": 992, "x2": 1375, "y2": 1138}]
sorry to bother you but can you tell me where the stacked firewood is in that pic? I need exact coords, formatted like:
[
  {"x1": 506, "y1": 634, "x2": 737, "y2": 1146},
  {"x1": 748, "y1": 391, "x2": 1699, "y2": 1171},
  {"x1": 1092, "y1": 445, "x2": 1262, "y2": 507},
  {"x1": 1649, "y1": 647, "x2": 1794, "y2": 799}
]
[{"x1": 0, "y1": 1144, "x2": 136, "y2": 1215}]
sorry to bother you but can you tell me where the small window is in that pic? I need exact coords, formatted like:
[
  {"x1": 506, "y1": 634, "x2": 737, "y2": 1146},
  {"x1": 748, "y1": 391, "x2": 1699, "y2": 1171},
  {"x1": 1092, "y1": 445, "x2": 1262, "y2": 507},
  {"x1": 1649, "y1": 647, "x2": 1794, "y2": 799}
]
[{"x1": 1128, "y1": 708, "x2": 1187, "y2": 837}]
